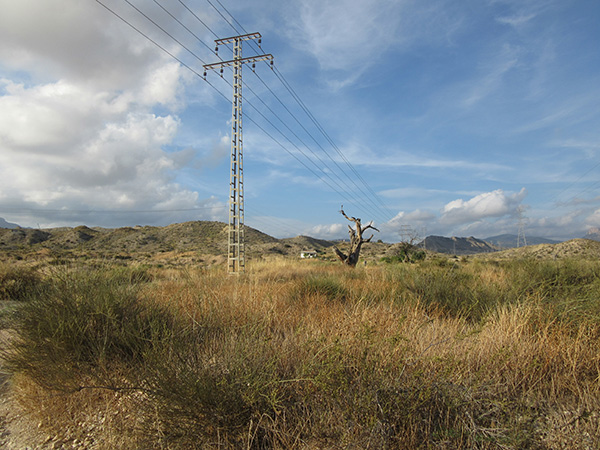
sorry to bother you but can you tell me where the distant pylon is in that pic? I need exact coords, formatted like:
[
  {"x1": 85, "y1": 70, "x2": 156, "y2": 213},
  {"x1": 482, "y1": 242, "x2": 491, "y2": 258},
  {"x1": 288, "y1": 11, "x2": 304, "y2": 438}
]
[
  {"x1": 203, "y1": 33, "x2": 273, "y2": 274},
  {"x1": 516, "y1": 206, "x2": 527, "y2": 248},
  {"x1": 399, "y1": 224, "x2": 414, "y2": 243}
]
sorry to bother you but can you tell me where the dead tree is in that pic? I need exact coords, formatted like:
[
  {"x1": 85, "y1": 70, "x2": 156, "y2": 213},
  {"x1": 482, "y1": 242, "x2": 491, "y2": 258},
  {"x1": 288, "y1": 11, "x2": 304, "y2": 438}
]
[{"x1": 333, "y1": 206, "x2": 379, "y2": 267}]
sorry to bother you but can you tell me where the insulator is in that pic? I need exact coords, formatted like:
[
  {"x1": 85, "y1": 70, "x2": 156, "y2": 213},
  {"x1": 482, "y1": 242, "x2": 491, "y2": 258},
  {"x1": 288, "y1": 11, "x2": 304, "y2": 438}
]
[
  {"x1": 252, "y1": 63, "x2": 256, "y2": 71},
  {"x1": 270, "y1": 60, "x2": 274, "y2": 68},
  {"x1": 203, "y1": 71, "x2": 207, "y2": 78},
  {"x1": 258, "y1": 38, "x2": 262, "y2": 46},
  {"x1": 215, "y1": 46, "x2": 219, "y2": 53},
  {"x1": 220, "y1": 68, "x2": 223, "y2": 77}
]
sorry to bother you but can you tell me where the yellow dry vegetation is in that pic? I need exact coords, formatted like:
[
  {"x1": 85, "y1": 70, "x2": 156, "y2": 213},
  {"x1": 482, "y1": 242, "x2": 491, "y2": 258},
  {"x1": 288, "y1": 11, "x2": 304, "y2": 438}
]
[{"x1": 1, "y1": 256, "x2": 599, "y2": 449}]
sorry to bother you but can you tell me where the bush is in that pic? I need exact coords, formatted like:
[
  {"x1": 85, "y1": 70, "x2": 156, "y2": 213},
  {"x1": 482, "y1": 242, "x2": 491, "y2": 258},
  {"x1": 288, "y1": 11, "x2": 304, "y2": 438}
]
[
  {"x1": 381, "y1": 243, "x2": 426, "y2": 264},
  {"x1": 0, "y1": 264, "x2": 43, "y2": 301}
]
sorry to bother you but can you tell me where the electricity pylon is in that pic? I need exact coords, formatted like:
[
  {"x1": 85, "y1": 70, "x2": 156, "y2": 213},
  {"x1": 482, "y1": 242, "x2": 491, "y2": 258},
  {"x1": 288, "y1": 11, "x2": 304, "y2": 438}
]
[{"x1": 203, "y1": 33, "x2": 273, "y2": 274}]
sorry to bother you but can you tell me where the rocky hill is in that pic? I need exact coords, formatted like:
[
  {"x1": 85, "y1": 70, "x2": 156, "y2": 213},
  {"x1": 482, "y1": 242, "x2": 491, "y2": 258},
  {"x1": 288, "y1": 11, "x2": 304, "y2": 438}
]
[
  {"x1": 420, "y1": 236, "x2": 498, "y2": 255},
  {"x1": 0, "y1": 218, "x2": 19, "y2": 229},
  {"x1": 583, "y1": 228, "x2": 600, "y2": 241}
]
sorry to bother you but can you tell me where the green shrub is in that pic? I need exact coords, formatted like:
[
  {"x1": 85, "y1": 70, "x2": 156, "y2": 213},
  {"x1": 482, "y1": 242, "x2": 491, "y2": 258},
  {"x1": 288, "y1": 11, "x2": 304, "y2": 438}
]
[
  {"x1": 0, "y1": 264, "x2": 43, "y2": 301},
  {"x1": 381, "y1": 243, "x2": 426, "y2": 264}
]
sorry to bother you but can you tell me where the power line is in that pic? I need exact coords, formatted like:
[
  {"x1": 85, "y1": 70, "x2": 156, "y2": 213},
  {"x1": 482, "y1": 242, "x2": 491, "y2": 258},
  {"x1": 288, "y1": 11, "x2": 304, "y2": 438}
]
[
  {"x1": 177, "y1": 0, "x2": 220, "y2": 40},
  {"x1": 208, "y1": 0, "x2": 393, "y2": 219},
  {"x1": 95, "y1": 0, "x2": 345, "y2": 205},
  {"x1": 95, "y1": 0, "x2": 205, "y2": 79},
  {"x1": 203, "y1": 0, "x2": 393, "y2": 221},
  {"x1": 151, "y1": 0, "x2": 215, "y2": 55},
  {"x1": 272, "y1": 65, "x2": 392, "y2": 218},
  {"x1": 551, "y1": 159, "x2": 600, "y2": 207},
  {"x1": 205, "y1": 0, "x2": 239, "y2": 34},
  {"x1": 97, "y1": 0, "x2": 391, "y2": 227},
  {"x1": 163, "y1": 0, "x2": 390, "y2": 221},
  {"x1": 121, "y1": 0, "x2": 206, "y2": 65},
  {"x1": 249, "y1": 70, "x2": 389, "y2": 222},
  {"x1": 127, "y1": 0, "x2": 387, "y2": 221}
]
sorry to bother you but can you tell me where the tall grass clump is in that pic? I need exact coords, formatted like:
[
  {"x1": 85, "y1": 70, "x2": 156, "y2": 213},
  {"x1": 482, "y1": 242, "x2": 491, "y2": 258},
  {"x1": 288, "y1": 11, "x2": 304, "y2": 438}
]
[
  {"x1": 290, "y1": 273, "x2": 349, "y2": 303},
  {"x1": 5, "y1": 267, "x2": 175, "y2": 391}
]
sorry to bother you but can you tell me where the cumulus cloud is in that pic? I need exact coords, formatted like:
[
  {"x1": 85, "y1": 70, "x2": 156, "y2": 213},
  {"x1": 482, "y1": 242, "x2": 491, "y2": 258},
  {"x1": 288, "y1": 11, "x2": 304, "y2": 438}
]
[
  {"x1": 0, "y1": 0, "x2": 220, "y2": 227},
  {"x1": 440, "y1": 188, "x2": 527, "y2": 225},
  {"x1": 584, "y1": 209, "x2": 600, "y2": 228},
  {"x1": 376, "y1": 189, "x2": 531, "y2": 241},
  {"x1": 387, "y1": 209, "x2": 436, "y2": 227},
  {"x1": 308, "y1": 223, "x2": 344, "y2": 239}
]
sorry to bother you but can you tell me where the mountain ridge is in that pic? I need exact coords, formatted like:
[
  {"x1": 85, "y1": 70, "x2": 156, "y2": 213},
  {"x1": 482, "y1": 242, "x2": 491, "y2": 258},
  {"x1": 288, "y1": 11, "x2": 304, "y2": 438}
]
[
  {"x1": 3, "y1": 219, "x2": 599, "y2": 260},
  {"x1": 419, "y1": 235, "x2": 498, "y2": 255}
]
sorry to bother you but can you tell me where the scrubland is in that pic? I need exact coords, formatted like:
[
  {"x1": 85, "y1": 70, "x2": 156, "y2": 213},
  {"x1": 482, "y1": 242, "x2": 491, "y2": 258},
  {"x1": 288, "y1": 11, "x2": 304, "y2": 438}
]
[{"x1": 0, "y1": 256, "x2": 599, "y2": 449}]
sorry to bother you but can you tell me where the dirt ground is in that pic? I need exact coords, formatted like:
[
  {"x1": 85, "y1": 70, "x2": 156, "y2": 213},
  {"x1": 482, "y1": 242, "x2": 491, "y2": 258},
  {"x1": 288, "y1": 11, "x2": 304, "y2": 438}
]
[{"x1": 0, "y1": 329, "x2": 52, "y2": 450}]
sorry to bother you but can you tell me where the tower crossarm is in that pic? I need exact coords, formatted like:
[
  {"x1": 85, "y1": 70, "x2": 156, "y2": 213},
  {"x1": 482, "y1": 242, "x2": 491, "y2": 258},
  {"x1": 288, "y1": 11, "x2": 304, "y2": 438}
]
[
  {"x1": 215, "y1": 32, "x2": 262, "y2": 45},
  {"x1": 203, "y1": 54, "x2": 273, "y2": 71}
]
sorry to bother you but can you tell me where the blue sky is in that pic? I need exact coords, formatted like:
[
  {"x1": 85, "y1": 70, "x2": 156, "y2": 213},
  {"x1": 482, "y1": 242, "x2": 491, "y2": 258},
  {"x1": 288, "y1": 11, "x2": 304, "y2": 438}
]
[{"x1": 1, "y1": 0, "x2": 599, "y2": 242}]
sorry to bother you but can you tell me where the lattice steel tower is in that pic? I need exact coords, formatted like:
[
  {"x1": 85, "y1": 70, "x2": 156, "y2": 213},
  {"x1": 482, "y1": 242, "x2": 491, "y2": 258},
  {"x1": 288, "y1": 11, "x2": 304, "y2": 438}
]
[{"x1": 204, "y1": 33, "x2": 273, "y2": 274}]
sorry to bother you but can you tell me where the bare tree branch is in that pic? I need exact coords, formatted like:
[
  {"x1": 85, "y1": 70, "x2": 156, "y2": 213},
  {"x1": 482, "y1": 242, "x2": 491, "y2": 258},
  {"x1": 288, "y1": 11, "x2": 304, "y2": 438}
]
[{"x1": 334, "y1": 206, "x2": 378, "y2": 267}]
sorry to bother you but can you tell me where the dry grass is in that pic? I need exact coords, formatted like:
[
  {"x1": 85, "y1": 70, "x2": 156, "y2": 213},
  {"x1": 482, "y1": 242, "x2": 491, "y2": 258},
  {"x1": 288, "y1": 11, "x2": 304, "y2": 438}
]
[{"x1": 2, "y1": 257, "x2": 600, "y2": 448}]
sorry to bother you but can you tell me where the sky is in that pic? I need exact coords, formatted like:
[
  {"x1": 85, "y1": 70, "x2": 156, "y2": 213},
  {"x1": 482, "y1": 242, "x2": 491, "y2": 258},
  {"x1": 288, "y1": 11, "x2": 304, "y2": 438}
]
[{"x1": 1, "y1": 0, "x2": 600, "y2": 242}]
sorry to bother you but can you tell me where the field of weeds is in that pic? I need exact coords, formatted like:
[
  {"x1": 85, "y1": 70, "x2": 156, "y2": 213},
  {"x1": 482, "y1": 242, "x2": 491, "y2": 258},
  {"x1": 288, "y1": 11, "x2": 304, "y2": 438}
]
[{"x1": 1, "y1": 257, "x2": 599, "y2": 449}]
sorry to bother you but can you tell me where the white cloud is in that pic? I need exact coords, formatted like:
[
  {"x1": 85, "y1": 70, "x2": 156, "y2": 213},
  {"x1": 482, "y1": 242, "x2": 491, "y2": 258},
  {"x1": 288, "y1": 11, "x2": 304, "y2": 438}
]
[
  {"x1": 0, "y1": 0, "x2": 219, "y2": 228},
  {"x1": 496, "y1": 13, "x2": 536, "y2": 27},
  {"x1": 308, "y1": 223, "x2": 344, "y2": 239},
  {"x1": 289, "y1": 0, "x2": 464, "y2": 88},
  {"x1": 440, "y1": 188, "x2": 527, "y2": 225},
  {"x1": 462, "y1": 44, "x2": 520, "y2": 107},
  {"x1": 388, "y1": 209, "x2": 436, "y2": 226},
  {"x1": 493, "y1": 0, "x2": 556, "y2": 29},
  {"x1": 293, "y1": 0, "x2": 402, "y2": 72},
  {"x1": 342, "y1": 142, "x2": 509, "y2": 173},
  {"x1": 585, "y1": 209, "x2": 600, "y2": 228}
]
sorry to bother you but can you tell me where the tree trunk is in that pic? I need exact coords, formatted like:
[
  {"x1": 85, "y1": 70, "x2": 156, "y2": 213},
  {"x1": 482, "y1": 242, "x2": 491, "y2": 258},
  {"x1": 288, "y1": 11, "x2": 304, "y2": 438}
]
[{"x1": 333, "y1": 207, "x2": 379, "y2": 268}]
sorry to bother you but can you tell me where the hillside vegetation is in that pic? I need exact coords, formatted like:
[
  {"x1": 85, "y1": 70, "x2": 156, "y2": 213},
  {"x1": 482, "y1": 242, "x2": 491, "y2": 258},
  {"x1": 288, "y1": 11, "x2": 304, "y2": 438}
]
[
  {"x1": 476, "y1": 238, "x2": 600, "y2": 260},
  {"x1": 1, "y1": 252, "x2": 599, "y2": 449}
]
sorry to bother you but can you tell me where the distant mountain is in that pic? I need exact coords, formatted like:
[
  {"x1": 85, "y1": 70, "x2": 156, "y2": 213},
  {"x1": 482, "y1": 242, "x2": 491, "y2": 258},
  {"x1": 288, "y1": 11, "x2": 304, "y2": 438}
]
[
  {"x1": 583, "y1": 228, "x2": 600, "y2": 241},
  {"x1": 485, "y1": 234, "x2": 560, "y2": 248},
  {"x1": 420, "y1": 236, "x2": 498, "y2": 255},
  {"x1": 0, "y1": 217, "x2": 20, "y2": 229}
]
